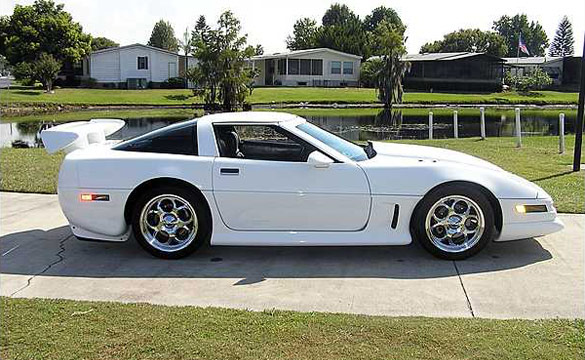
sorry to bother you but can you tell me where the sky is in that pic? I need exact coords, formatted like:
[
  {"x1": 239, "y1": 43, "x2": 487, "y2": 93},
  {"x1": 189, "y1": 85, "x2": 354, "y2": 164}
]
[{"x1": 1, "y1": 0, "x2": 584, "y2": 55}]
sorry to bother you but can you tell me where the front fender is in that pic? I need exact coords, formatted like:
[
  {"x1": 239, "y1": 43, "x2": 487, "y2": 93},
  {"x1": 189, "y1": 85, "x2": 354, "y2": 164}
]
[{"x1": 362, "y1": 159, "x2": 538, "y2": 199}]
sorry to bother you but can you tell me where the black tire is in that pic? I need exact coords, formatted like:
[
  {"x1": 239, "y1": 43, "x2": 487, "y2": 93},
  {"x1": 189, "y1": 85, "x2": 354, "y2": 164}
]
[
  {"x1": 131, "y1": 186, "x2": 211, "y2": 259},
  {"x1": 411, "y1": 183, "x2": 495, "y2": 260}
]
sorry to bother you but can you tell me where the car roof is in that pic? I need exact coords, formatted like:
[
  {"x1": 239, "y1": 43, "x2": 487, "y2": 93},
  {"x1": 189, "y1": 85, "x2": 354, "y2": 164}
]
[{"x1": 197, "y1": 111, "x2": 302, "y2": 125}]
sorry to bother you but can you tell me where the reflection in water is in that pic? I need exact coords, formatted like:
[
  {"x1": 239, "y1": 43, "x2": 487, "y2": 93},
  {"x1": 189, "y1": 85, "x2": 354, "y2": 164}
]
[
  {"x1": 306, "y1": 109, "x2": 576, "y2": 141},
  {"x1": 0, "y1": 109, "x2": 577, "y2": 148}
]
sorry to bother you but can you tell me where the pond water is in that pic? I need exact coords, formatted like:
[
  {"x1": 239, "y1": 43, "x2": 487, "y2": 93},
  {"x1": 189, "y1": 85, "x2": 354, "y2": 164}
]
[{"x1": 1, "y1": 108, "x2": 577, "y2": 148}]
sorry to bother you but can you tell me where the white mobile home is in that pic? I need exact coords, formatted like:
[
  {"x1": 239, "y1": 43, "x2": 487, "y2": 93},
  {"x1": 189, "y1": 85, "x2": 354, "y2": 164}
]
[
  {"x1": 88, "y1": 43, "x2": 189, "y2": 88},
  {"x1": 250, "y1": 48, "x2": 361, "y2": 87}
]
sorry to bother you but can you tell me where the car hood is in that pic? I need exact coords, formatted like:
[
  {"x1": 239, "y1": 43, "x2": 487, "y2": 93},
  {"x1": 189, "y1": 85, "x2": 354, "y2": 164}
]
[
  {"x1": 371, "y1": 142, "x2": 503, "y2": 172},
  {"x1": 366, "y1": 142, "x2": 546, "y2": 199}
]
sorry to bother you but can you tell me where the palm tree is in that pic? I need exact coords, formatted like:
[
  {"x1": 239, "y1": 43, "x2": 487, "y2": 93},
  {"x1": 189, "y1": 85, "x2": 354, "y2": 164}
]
[{"x1": 370, "y1": 21, "x2": 410, "y2": 109}]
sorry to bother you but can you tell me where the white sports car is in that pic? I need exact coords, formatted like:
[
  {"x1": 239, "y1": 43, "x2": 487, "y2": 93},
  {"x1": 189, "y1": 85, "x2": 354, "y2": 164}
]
[{"x1": 41, "y1": 112, "x2": 563, "y2": 260}]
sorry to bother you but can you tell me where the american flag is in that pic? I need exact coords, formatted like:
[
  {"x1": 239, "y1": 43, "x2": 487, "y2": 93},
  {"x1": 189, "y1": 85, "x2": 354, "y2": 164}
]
[{"x1": 518, "y1": 34, "x2": 530, "y2": 56}]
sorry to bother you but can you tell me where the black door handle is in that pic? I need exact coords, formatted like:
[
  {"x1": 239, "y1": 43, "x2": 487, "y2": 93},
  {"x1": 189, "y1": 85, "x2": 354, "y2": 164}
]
[{"x1": 220, "y1": 168, "x2": 240, "y2": 175}]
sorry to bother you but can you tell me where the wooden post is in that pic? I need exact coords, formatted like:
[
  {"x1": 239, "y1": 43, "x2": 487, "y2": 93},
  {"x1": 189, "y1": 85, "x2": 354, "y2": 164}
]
[
  {"x1": 453, "y1": 110, "x2": 458, "y2": 138},
  {"x1": 515, "y1": 108, "x2": 522, "y2": 148},
  {"x1": 429, "y1": 112, "x2": 433, "y2": 140},
  {"x1": 559, "y1": 113, "x2": 565, "y2": 154},
  {"x1": 480, "y1": 107, "x2": 486, "y2": 139}
]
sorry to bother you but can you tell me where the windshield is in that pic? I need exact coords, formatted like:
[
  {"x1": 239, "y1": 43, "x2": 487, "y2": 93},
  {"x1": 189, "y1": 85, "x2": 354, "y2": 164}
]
[{"x1": 296, "y1": 122, "x2": 369, "y2": 161}]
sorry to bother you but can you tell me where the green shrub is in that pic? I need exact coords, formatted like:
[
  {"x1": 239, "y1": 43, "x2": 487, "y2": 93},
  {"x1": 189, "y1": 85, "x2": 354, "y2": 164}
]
[
  {"x1": 80, "y1": 77, "x2": 98, "y2": 88},
  {"x1": 161, "y1": 77, "x2": 186, "y2": 89},
  {"x1": 505, "y1": 68, "x2": 553, "y2": 92}
]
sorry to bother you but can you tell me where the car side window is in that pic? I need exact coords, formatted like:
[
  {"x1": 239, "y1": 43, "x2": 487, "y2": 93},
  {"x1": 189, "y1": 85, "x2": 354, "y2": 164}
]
[
  {"x1": 114, "y1": 123, "x2": 197, "y2": 155},
  {"x1": 214, "y1": 124, "x2": 314, "y2": 162}
]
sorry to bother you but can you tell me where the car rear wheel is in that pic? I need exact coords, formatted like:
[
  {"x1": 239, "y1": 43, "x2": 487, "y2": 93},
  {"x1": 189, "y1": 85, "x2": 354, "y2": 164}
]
[
  {"x1": 412, "y1": 184, "x2": 495, "y2": 260},
  {"x1": 132, "y1": 186, "x2": 209, "y2": 259}
]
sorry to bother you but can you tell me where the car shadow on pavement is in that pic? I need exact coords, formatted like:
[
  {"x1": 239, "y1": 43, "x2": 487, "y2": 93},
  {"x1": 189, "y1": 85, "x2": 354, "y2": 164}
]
[{"x1": 0, "y1": 226, "x2": 552, "y2": 282}]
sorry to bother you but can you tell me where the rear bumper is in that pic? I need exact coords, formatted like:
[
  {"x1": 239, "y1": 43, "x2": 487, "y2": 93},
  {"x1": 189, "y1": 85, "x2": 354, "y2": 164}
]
[
  {"x1": 59, "y1": 187, "x2": 131, "y2": 241},
  {"x1": 71, "y1": 224, "x2": 131, "y2": 242}
]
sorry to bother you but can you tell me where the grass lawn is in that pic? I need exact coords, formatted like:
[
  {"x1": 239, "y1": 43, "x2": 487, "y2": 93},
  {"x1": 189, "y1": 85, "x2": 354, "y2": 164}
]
[
  {"x1": 0, "y1": 87, "x2": 579, "y2": 106},
  {"x1": 1, "y1": 148, "x2": 64, "y2": 194},
  {"x1": 2, "y1": 297, "x2": 583, "y2": 360},
  {"x1": 1, "y1": 135, "x2": 583, "y2": 212}
]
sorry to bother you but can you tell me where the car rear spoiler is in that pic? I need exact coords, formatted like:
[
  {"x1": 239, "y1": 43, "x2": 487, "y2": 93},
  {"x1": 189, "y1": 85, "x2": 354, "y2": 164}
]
[{"x1": 41, "y1": 119, "x2": 125, "y2": 154}]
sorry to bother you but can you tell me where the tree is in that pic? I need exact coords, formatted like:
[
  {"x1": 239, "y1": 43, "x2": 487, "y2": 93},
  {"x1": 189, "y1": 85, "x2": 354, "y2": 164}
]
[
  {"x1": 419, "y1": 29, "x2": 507, "y2": 57},
  {"x1": 0, "y1": 16, "x2": 9, "y2": 57},
  {"x1": 549, "y1": 16, "x2": 574, "y2": 57},
  {"x1": 360, "y1": 57, "x2": 382, "y2": 87},
  {"x1": 286, "y1": 18, "x2": 319, "y2": 50},
  {"x1": 363, "y1": 6, "x2": 404, "y2": 34},
  {"x1": 148, "y1": 20, "x2": 178, "y2": 52},
  {"x1": 316, "y1": 4, "x2": 369, "y2": 58},
  {"x1": 322, "y1": 3, "x2": 355, "y2": 26},
  {"x1": 286, "y1": 4, "x2": 404, "y2": 58},
  {"x1": 369, "y1": 21, "x2": 409, "y2": 108},
  {"x1": 91, "y1": 36, "x2": 119, "y2": 51},
  {"x1": 1, "y1": 0, "x2": 91, "y2": 67},
  {"x1": 33, "y1": 53, "x2": 62, "y2": 91},
  {"x1": 188, "y1": 12, "x2": 257, "y2": 111},
  {"x1": 254, "y1": 44, "x2": 264, "y2": 56},
  {"x1": 316, "y1": 17, "x2": 369, "y2": 58},
  {"x1": 493, "y1": 14, "x2": 549, "y2": 56}
]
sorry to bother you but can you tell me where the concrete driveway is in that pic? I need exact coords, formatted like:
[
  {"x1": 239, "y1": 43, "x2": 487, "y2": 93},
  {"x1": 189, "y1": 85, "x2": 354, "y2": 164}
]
[{"x1": 1, "y1": 192, "x2": 583, "y2": 319}]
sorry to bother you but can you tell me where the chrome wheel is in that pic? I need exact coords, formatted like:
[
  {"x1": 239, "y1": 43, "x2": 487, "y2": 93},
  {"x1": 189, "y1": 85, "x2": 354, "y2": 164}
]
[
  {"x1": 139, "y1": 194, "x2": 198, "y2": 253},
  {"x1": 425, "y1": 195, "x2": 485, "y2": 253}
]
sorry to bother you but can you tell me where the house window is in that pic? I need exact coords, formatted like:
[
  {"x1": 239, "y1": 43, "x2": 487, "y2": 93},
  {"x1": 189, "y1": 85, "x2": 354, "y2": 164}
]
[
  {"x1": 288, "y1": 59, "x2": 299, "y2": 75},
  {"x1": 278, "y1": 59, "x2": 286, "y2": 75},
  {"x1": 311, "y1": 59, "x2": 323, "y2": 75},
  {"x1": 300, "y1": 59, "x2": 311, "y2": 75},
  {"x1": 331, "y1": 61, "x2": 341, "y2": 74},
  {"x1": 137, "y1": 56, "x2": 148, "y2": 70},
  {"x1": 343, "y1": 61, "x2": 353, "y2": 75}
]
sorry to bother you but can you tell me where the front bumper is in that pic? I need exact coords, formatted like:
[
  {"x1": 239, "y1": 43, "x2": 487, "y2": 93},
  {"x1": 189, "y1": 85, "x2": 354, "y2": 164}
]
[{"x1": 496, "y1": 197, "x2": 564, "y2": 241}]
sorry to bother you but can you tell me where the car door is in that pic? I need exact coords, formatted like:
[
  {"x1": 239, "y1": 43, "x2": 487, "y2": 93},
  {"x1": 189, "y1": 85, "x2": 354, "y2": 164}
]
[{"x1": 212, "y1": 124, "x2": 371, "y2": 232}]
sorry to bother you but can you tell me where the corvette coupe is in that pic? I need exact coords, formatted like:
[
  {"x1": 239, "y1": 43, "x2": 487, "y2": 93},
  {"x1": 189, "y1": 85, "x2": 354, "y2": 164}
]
[{"x1": 41, "y1": 112, "x2": 563, "y2": 260}]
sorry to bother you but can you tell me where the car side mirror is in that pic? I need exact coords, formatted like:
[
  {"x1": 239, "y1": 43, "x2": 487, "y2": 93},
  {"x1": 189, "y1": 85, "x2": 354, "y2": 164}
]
[{"x1": 307, "y1": 151, "x2": 334, "y2": 168}]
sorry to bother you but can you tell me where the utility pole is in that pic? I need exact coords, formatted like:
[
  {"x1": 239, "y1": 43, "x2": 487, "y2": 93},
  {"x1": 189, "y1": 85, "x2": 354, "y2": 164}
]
[{"x1": 573, "y1": 34, "x2": 585, "y2": 172}]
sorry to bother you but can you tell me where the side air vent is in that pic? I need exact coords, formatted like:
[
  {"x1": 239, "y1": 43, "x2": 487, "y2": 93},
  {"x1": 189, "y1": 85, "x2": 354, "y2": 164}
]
[{"x1": 391, "y1": 204, "x2": 400, "y2": 229}]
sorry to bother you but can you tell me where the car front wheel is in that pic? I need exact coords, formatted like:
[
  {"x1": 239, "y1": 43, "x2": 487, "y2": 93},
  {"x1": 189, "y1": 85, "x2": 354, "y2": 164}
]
[
  {"x1": 412, "y1": 184, "x2": 495, "y2": 260},
  {"x1": 132, "y1": 186, "x2": 209, "y2": 259}
]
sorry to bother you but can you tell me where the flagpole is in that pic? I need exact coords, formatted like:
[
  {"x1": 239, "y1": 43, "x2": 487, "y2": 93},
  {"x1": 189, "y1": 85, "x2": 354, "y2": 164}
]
[{"x1": 516, "y1": 33, "x2": 520, "y2": 89}]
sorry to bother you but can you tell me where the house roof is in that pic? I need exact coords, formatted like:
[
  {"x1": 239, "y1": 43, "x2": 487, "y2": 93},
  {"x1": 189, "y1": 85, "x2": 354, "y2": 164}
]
[
  {"x1": 92, "y1": 43, "x2": 180, "y2": 56},
  {"x1": 502, "y1": 56, "x2": 563, "y2": 65},
  {"x1": 252, "y1": 48, "x2": 362, "y2": 60}
]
